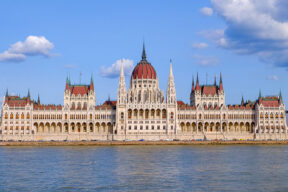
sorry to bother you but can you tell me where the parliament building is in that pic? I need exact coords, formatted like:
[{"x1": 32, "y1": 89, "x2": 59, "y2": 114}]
[{"x1": 0, "y1": 45, "x2": 287, "y2": 141}]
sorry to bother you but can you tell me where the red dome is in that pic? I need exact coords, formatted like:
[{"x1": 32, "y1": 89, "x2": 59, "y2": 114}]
[
  {"x1": 131, "y1": 44, "x2": 157, "y2": 79},
  {"x1": 132, "y1": 61, "x2": 157, "y2": 79}
]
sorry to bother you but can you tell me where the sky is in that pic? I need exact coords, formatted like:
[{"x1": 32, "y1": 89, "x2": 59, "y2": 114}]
[{"x1": 0, "y1": 0, "x2": 288, "y2": 106}]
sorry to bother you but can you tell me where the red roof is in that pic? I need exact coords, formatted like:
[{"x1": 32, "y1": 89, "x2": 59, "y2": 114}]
[
  {"x1": 132, "y1": 60, "x2": 157, "y2": 79},
  {"x1": 103, "y1": 100, "x2": 117, "y2": 106},
  {"x1": 33, "y1": 104, "x2": 62, "y2": 110},
  {"x1": 69, "y1": 85, "x2": 90, "y2": 96},
  {"x1": 261, "y1": 100, "x2": 279, "y2": 107},
  {"x1": 259, "y1": 96, "x2": 280, "y2": 107},
  {"x1": 5, "y1": 96, "x2": 31, "y2": 107},
  {"x1": 177, "y1": 100, "x2": 185, "y2": 106},
  {"x1": 202, "y1": 86, "x2": 217, "y2": 95}
]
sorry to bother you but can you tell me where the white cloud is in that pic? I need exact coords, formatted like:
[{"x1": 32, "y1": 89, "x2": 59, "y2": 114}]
[
  {"x1": 266, "y1": 75, "x2": 279, "y2": 81},
  {"x1": 192, "y1": 42, "x2": 209, "y2": 49},
  {"x1": 101, "y1": 58, "x2": 134, "y2": 78},
  {"x1": 0, "y1": 36, "x2": 54, "y2": 62},
  {"x1": 193, "y1": 55, "x2": 219, "y2": 67},
  {"x1": 200, "y1": 7, "x2": 213, "y2": 16},
  {"x1": 0, "y1": 51, "x2": 26, "y2": 62},
  {"x1": 208, "y1": 0, "x2": 288, "y2": 68}
]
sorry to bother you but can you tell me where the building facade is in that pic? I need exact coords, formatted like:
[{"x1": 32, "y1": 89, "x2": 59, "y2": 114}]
[{"x1": 0, "y1": 45, "x2": 287, "y2": 141}]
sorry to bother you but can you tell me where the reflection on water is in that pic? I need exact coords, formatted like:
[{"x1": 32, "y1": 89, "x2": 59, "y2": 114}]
[{"x1": 0, "y1": 145, "x2": 288, "y2": 192}]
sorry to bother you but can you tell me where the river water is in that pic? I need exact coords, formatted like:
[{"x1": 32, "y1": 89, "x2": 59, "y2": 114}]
[{"x1": 0, "y1": 145, "x2": 288, "y2": 192}]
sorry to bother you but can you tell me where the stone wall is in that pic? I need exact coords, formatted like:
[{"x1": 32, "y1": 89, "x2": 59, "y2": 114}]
[{"x1": 1, "y1": 132, "x2": 287, "y2": 141}]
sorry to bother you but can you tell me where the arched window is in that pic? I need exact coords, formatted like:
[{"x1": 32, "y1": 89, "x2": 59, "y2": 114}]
[
  {"x1": 120, "y1": 112, "x2": 124, "y2": 119},
  {"x1": 27, "y1": 113, "x2": 30, "y2": 119},
  {"x1": 270, "y1": 113, "x2": 274, "y2": 118},
  {"x1": 10, "y1": 113, "x2": 13, "y2": 119},
  {"x1": 170, "y1": 112, "x2": 174, "y2": 119},
  {"x1": 4, "y1": 113, "x2": 8, "y2": 119},
  {"x1": 21, "y1": 113, "x2": 25, "y2": 119},
  {"x1": 138, "y1": 91, "x2": 141, "y2": 102},
  {"x1": 16, "y1": 113, "x2": 19, "y2": 119},
  {"x1": 128, "y1": 109, "x2": 132, "y2": 119}
]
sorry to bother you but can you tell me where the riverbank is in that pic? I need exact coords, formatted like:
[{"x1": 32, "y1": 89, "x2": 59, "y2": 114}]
[{"x1": 1, "y1": 140, "x2": 288, "y2": 146}]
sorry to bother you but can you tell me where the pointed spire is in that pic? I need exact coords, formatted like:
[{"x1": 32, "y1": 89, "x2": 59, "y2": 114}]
[
  {"x1": 120, "y1": 61, "x2": 124, "y2": 77},
  {"x1": 220, "y1": 72, "x2": 222, "y2": 84},
  {"x1": 219, "y1": 72, "x2": 223, "y2": 91},
  {"x1": 142, "y1": 42, "x2": 146, "y2": 61},
  {"x1": 37, "y1": 94, "x2": 40, "y2": 104},
  {"x1": 27, "y1": 89, "x2": 30, "y2": 98},
  {"x1": 65, "y1": 76, "x2": 69, "y2": 90},
  {"x1": 169, "y1": 59, "x2": 174, "y2": 78},
  {"x1": 91, "y1": 74, "x2": 93, "y2": 83},
  {"x1": 192, "y1": 75, "x2": 195, "y2": 92},
  {"x1": 90, "y1": 73, "x2": 94, "y2": 91},
  {"x1": 241, "y1": 95, "x2": 244, "y2": 106},
  {"x1": 5, "y1": 89, "x2": 8, "y2": 97},
  {"x1": 279, "y1": 89, "x2": 283, "y2": 103},
  {"x1": 259, "y1": 90, "x2": 262, "y2": 99},
  {"x1": 214, "y1": 76, "x2": 217, "y2": 86},
  {"x1": 196, "y1": 72, "x2": 200, "y2": 91}
]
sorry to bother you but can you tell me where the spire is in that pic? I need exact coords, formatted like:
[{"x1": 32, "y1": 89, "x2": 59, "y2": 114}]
[
  {"x1": 214, "y1": 76, "x2": 217, "y2": 86},
  {"x1": 5, "y1": 89, "x2": 8, "y2": 97},
  {"x1": 65, "y1": 76, "x2": 69, "y2": 90},
  {"x1": 219, "y1": 72, "x2": 223, "y2": 91},
  {"x1": 120, "y1": 61, "x2": 124, "y2": 77},
  {"x1": 279, "y1": 89, "x2": 283, "y2": 103},
  {"x1": 27, "y1": 89, "x2": 30, "y2": 98},
  {"x1": 169, "y1": 59, "x2": 174, "y2": 78},
  {"x1": 142, "y1": 42, "x2": 146, "y2": 61},
  {"x1": 241, "y1": 95, "x2": 244, "y2": 106},
  {"x1": 118, "y1": 60, "x2": 126, "y2": 105},
  {"x1": 258, "y1": 90, "x2": 262, "y2": 99},
  {"x1": 220, "y1": 72, "x2": 222, "y2": 84},
  {"x1": 90, "y1": 73, "x2": 94, "y2": 91},
  {"x1": 196, "y1": 72, "x2": 200, "y2": 91},
  {"x1": 166, "y1": 59, "x2": 176, "y2": 104},
  {"x1": 37, "y1": 94, "x2": 40, "y2": 104},
  {"x1": 192, "y1": 75, "x2": 195, "y2": 92}
]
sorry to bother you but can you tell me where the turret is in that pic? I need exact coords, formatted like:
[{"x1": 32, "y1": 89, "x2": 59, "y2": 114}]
[
  {"x1": 258, "y1": 90, "x2": 262, "y2": 103},
  {"x1": 241, "y1": 95, "x2": 244, "y2": 106},
  {"x1": 65, "y1": 76, "x2": 69, "y2": 90},
  {"x1": 90, "y1": 74, "x2": 94, "y2": 91},
  {"x1": 191, "y1": 76, "x2": 195, "y2": 93},
  {"x1": 166, "y1": 59, "x2": 176, "y2": 104},
  {"x1": 117, "y1": 61, "x2": 127, "y2": 105},
  {"x1": 37, "y1": 94, "x2": 40, "y2": 104},
  {"x1": 196, "y1": 73, "x2": 200, "y2": 91},
  {"x1": 219, "y1": 72, "x2": 223, "y2": 91},
  {"x1": 279, "y1": 90, "x2": 283, "y2": 104}
]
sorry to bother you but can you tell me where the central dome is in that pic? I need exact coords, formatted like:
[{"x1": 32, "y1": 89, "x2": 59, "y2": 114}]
[{"x1": 131, "y1": 45, "x2": 157, "y2": 79}]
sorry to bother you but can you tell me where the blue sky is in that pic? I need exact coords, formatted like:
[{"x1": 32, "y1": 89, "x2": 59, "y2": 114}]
[{"x1": 0, "y1": 0, "x2": 287, "y2": 106}]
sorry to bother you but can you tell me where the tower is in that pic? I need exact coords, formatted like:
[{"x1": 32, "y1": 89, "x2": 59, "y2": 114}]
[
  {"x1": 166, "y1": 60, "x2": 177, "y2": 134},
  {"x1": 118, "y1": 62, "x2": 127, "y2": 105},
  {"x1": 116, "y1": 62, "x2": 127, "y2": 135},
  {"x1": 166, "y1": 60, "x2": 176, "y2": 105}
]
